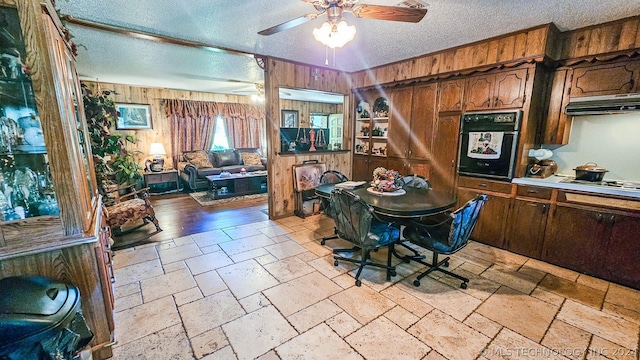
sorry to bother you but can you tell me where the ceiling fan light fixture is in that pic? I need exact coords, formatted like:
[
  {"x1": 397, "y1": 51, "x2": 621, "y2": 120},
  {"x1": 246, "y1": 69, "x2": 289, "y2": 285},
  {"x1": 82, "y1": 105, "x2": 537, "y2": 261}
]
[{"x1": 313, "y1": 20, "x2": 356, "y2": 48}]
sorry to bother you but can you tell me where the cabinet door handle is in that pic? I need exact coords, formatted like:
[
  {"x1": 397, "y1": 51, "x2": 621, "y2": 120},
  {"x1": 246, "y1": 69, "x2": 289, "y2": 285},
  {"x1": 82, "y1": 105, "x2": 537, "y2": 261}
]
[
  {"x1": 527, "y1": 189, "x2": 539, "y2": 194},
  {"x1": 478, "y1": 183, "x2": 487, "y2": 187},
  {"x1": 610, "y1": 214, "x2": 616, "y2": 225},
  {"x1": 494, "y1": 98, "x2": 499, "y2": 107},
  {"x1": 596, "y1": 213, "x2": 603, "y2": 223},
  {"x1": 541, "y1": 203, "x2": 547, "y2": 214}
]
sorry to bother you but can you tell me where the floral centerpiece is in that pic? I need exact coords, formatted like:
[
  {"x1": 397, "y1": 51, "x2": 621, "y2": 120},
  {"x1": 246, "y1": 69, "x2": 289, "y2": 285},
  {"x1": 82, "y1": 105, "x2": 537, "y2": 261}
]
[{"x1": 371, "y1": 167, "x2": 403, "y2": 192}]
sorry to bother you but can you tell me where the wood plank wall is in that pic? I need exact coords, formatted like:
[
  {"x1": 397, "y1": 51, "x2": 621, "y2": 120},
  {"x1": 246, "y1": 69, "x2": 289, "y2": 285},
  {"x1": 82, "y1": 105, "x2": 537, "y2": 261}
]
[
  {"x1": 265, "y1": 59, "x2": 353, "y2": 218},
  {"x1": 350, "y1": 24, "x2": 556, "y2": 88},
  {"x1": 556, "y1": 15, "x2": 640, "y2": 61},
  {"x1": 81, "y1": 81, "x2": 254, "y2": 169},
  {"x1": 278, "y1": 99, "x2": 342, "y2": 128}
]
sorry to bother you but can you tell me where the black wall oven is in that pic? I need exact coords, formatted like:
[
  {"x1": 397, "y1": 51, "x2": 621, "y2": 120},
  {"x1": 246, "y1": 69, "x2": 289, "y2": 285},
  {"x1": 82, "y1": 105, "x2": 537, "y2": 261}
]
[{"x1": 458, "y1": 110, "x2": 522, "y2": 180}]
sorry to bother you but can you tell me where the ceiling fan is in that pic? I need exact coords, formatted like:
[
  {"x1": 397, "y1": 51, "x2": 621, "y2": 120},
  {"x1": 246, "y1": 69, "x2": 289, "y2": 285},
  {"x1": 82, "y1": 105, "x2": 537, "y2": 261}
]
[{"x1": 257, "y1": 0, "x2": 428, "y2": 37}]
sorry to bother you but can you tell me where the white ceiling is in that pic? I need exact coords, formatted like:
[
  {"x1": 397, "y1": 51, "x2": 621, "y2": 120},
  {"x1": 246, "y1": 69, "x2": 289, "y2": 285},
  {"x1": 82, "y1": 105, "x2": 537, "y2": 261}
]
[{"x1": 57, "y1": 0, "x2": 640, "y2": 98}]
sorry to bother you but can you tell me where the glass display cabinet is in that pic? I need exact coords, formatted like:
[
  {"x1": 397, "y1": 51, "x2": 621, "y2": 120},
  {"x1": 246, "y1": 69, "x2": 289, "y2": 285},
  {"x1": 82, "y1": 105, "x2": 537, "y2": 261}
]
[
  {"x1": 0, "y1": 1, "x2": 113, "y2": 359},
  {"x1": 0, "y1": 6, "x2": 57, "y2": 221}
]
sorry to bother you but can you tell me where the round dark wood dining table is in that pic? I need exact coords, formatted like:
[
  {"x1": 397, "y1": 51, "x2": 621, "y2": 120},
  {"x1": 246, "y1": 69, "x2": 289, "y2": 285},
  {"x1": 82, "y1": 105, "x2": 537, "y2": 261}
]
[{"x1": 315, "y1": 183, "x2": 457, "y2": 219}]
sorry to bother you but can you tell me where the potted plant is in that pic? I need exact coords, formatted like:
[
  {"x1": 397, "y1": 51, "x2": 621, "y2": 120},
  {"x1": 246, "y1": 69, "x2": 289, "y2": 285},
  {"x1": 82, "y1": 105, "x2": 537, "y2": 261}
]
[{"x1": 82, "y1": 85, "x2": 143, "y2": 196}]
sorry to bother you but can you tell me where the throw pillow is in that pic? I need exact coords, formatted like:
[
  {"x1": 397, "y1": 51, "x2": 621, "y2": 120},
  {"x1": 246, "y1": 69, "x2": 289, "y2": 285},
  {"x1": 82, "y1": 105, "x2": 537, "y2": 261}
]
[
  {"x1": 240, "y1": 152, "x2": 262, "y2": 166},
  {"x1": 184, "y1": 150, "x2": 212, "y2": 168}
]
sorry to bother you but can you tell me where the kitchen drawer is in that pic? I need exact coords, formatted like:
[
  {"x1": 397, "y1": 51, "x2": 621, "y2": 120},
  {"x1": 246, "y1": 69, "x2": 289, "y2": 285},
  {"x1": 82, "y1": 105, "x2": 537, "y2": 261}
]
[
  {"x1": 516, "y1": 185, "x2": 552, "y2": 200},
  {"x1": 457, "y1": 176, "x2": 513, "y2": 194}
]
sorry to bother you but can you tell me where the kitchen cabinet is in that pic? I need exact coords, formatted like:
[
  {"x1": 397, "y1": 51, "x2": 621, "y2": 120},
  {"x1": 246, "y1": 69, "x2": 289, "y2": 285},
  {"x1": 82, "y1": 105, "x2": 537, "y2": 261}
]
[
  {"x1": 542, "y1": 204, "x2": 605, "y2": 276},
  {"x1": 464, "y1": 69, "x2": 528, "y2": 111},
  {"x1": 0, "y1": 1, "x2": 112, "y2": 358},
  {"x1": 568, "y1": 60, "x2": 640, "y2": 98},
  {"x1": 438, "y1": 79, "x2": 464, "y2": 112},
  {"x1": 504, "y1": 185, "x2": 552, "y2": 258},
  {"x1": 541, "y1": 68, "x2": 572, "y2": 145},
  {"x1": 430, "y1": 114, "x2": 461, "y2": 194},
  {"x1": 542, "y1": 191, "x2": 640, "y2": 289},
  {"x1": 352, "y1": 154, "x2": 386, "y2": 181},
  {"x1": 457, "y1": 176, "x2": 513, "y2": 249},
  {"x1": 386, "y1": 87, "x2": 414, "y2": 159},
  {"x1": 386, "y1": 83, "x2": 435, "y2": 178}
]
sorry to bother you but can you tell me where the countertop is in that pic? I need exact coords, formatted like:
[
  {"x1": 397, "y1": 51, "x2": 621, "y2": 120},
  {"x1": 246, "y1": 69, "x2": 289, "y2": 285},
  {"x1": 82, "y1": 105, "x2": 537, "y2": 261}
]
[{"x1": 512, "y1": 175, "x2": 640, "y2": 199}]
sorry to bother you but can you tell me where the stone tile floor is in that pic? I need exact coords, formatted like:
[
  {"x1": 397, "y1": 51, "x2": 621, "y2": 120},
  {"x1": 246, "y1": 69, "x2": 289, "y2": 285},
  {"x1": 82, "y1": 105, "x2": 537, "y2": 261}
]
[{"x1": 110, "y1": 214, "x2": 640, "y2": 359}]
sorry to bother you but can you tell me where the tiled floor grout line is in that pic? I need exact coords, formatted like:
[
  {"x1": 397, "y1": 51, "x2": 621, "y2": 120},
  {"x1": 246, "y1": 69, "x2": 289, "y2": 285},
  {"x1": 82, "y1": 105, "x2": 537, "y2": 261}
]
[{"x1": 109, "y1": 216, "x2": 640, "y2": 359}]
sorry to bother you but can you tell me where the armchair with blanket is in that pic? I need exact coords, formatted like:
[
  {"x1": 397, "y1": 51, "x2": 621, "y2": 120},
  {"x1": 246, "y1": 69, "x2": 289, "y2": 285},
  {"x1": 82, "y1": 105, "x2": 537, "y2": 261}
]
[{"x1": 178, "y1": 148, "x2": 267, "y2": 191}]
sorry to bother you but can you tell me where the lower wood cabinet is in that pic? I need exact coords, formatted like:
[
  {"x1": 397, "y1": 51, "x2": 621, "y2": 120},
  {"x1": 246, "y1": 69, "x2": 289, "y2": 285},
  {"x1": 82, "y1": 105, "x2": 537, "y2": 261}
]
[
  {"x1": 457, "y1": 185, "x2": 511, "y2": 249},
  {"x1": 541, "y1": 192, "x2": 640, "y2": 289},
  {"x1": 352, "y1": 154, "x2": 387, "y2": 181},
  {"x1": 505, "y1": 198, "x2": 548, "y2": 258},
  {"x1": 541, "y1": 204, "x2": 603, "y2": 275},
  {"x1": 504, "y1": 185, "x2": 552, "y2": 258}
]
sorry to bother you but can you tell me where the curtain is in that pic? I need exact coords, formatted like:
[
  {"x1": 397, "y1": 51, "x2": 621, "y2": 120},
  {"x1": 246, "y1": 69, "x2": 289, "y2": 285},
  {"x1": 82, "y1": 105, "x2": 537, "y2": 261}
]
[{"x1": 164, "y1": 100, "x2": 266, "y2": 164}]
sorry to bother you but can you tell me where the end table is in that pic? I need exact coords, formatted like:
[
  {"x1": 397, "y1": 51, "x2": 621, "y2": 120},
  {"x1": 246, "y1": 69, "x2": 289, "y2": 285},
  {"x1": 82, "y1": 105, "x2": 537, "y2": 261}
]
[{"x1": 144, "y1": 169, "x2": 180, "y2": 193}]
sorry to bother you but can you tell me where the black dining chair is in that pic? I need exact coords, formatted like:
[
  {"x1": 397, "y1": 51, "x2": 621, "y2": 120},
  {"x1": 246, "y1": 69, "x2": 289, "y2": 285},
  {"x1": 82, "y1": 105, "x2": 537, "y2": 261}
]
[
  {"x1": 400, "y1": 174, "x2": 431, "y2": 189},
  {"x1": 402, "y1": 194, "x2": 488, "y2": 289},
  {"x1": 319, "y1": 170, "x2": 349, "y2": 245},
  {"x1": 330, "y1": 188, "x2": 399, "y2": 286},
  {"x1": 392, "y1": 174, "x2": 432, "y2": 258}
]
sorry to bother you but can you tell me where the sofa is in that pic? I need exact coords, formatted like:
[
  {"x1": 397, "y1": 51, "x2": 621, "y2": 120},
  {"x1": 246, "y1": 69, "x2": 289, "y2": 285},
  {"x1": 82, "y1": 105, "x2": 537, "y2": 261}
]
[{"x1": 178, "y1": 148, "x2": 267, "y2": 191}]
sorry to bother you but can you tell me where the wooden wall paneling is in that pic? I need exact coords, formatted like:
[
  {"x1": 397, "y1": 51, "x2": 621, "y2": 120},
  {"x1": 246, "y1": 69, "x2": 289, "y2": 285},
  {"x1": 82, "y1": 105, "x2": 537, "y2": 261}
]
[
  {"x1": 81, "y1": 81, "x2": 253, "y2": 169},
  {"x1": 497, "y1": 35, "x2": 516, "y2": 62},
  {"x1": 411, "y1": 55, "x2": 435, "y2": 78},
  {"x1": 566, "y1": 28, "x2": 592, "y2": 59},
  {"x1": 588, "y1": 22, "x2": 623, "y2": 55},
  {"x1": 265, "y1": 58, "x2": 352, "y2": 218},
  {"x1": 486, "y1": 39, "x2": 500, "y2": 64},
  {"x1": 472, "y1": 42, "x2": 489, "y2": 67},
  {"x1": 526, "y1": 27, "x2": 550, "y2": 58},
  {"x1": 440, "y1": 50, "x2": 455, "y2": 73},
  {"x1": 514, "y1": 33, "x2": 528, "y2": 59},
  {"x1": 453, "y1": 46, "x2": 474, "y2": 71}
]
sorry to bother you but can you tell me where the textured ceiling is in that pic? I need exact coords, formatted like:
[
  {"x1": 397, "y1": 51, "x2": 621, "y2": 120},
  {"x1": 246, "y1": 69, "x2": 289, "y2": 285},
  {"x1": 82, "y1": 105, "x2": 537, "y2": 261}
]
[{"x1": 57, "y1": 0, "x2": 640, "y2": 96}]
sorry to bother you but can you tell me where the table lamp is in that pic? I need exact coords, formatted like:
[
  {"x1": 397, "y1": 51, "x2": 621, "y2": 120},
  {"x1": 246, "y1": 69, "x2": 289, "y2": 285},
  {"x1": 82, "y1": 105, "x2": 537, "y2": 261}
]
[{"x1": 148, "y1": 142, "x2": 167, "y2": 172}]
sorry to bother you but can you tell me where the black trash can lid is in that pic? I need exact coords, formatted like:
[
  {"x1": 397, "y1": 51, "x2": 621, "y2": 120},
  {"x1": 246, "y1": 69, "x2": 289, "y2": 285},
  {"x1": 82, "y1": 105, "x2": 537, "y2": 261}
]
[
  {"x1": 0, "y1": 276, "x2": 70, "y2": 316},
  {"x1": 0, "y1": 276, "x2": 80, "y2": 347}
]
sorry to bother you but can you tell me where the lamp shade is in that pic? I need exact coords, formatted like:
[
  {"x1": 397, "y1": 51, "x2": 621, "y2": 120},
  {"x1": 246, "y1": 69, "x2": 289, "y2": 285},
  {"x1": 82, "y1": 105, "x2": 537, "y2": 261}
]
[
  {"x1": 149, "y1": 142, "x2": 167, "y2": 157},
  {"x1": 313, "y1": 20, "x2": 356, "y2": 49}
]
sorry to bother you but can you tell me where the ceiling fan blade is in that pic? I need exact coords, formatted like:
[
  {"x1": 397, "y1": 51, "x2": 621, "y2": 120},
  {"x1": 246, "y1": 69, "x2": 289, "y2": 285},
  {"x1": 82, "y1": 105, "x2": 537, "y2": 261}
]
[
  {"x1": 258, "y1": 12, "x2": 324, "y2": 36},
  {"x1": 351, "y1": 5, "x2": 427, "y2": 23}
]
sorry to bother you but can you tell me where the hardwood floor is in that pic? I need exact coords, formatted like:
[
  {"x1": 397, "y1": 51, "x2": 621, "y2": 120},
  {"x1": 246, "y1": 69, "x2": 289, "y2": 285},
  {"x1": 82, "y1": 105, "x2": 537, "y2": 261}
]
[{"x1": 112, "y1": 192, "x2": 269, "y2": 249}]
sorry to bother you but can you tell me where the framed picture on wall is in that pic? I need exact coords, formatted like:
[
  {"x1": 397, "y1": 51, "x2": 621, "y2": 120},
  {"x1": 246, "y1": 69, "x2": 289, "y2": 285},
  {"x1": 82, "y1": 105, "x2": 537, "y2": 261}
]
[
  {"x1": 116, "y1": 103, "x2": 152, "y2": 130},
  {"x1": 281, "y1": 109, "x2": 298, "y2": 128}
]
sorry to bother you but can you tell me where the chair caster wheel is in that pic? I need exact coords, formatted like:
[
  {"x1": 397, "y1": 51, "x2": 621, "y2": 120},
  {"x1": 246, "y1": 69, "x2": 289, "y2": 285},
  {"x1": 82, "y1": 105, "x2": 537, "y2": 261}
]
[
  {"x1": 413, "y1": 279, "x2": 420, "y2": 287},
  {"x1": 390, "y1": 270, "x2": 397, "y2": 277},
  {"x1": 460, "y1": 282, "x2": 468, "y2": 289},
  {"x1": 443, "y1": 261, "x2": 450, "y2": 267},
  {"x1": 355, "y1": 280, "x2": 362, "y2": 287},
  {"x1": 334, "y1": 260, "x2": 339, "y2": 266},
  {"x1": 403, "y1": 258, "x2": 411, "y2": 263},
  {"x1": 321, "y1": 240, "x2": 326, "y2": 245}
]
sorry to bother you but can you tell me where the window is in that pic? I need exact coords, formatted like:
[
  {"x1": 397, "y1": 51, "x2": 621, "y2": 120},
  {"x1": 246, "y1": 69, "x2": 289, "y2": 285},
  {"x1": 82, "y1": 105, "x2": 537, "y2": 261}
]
[{"x1": 210, "y1": 116, "x2": 230, "y2": 150}]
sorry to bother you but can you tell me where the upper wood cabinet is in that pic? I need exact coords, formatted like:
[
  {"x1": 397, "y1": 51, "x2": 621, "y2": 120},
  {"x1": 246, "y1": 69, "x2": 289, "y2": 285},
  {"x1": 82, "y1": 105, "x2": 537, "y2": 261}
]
[
  {"x1": 438, "y1": 79, "x2": 464, "y2": 112},
  {"x1": 430, "y1": 113, "x2": 461, "y2": 194},
  {"x1": 386, "y1": 87, "x2": 413, "y2": 159},
  {"x1": 569, "y1": 60, "x2": 640, "y2": 98},
  {"x1": 464, "y1": 69, "x2": 528, "y2": 111},
  {"x1": 386, "y1": 83, "x2": 436, "y2": 178}
]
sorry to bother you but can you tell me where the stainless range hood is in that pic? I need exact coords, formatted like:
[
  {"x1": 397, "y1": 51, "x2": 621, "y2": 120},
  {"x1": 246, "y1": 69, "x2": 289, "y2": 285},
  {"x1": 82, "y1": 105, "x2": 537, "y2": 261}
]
[{"x1": 565, "y1": 93, "x2": 640, "y2": 115}]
